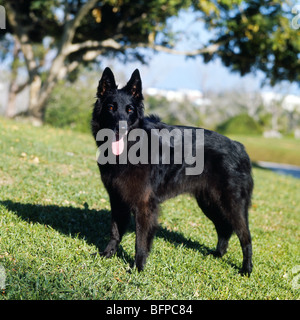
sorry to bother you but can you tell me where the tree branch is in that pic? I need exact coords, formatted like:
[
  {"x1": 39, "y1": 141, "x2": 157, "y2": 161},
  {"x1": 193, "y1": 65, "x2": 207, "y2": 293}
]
[
  {"x1": 66, "y1": 38, "x2": 122, "y2": 54},
  {"x1": 67, "y1": 38, "x2": 222, "y2": 57},
  {"x1": 82, "y1": 49, "x2": 104, "y2": 61},
  {"x1": 39, "y1": 0, "x2": 98, "y2": 107},
  {"x1": 57, "y1": 60, "x2": 80, "y2": 80},
  {"x1": 62, "y1": 0, "x2": 98, "y2": 48},
  {"x1": 11, "y1": 79, "x2": 31, "y2": 94},
  {"x1": 5, "y1": 3, "x2": 38, "y2": 74},
  {"x1": 136, "y1": 42, "x2": 221, "y2": 56}
]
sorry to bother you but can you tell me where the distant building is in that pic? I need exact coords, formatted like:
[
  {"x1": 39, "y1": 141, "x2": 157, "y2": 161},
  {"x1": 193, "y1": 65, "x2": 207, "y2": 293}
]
[
  {"x1": 261, "y1": 92, "x2": 300, "y2": 113},
  {"x1": 144, "y1": 87, "x2": 211, "y2": 106}
]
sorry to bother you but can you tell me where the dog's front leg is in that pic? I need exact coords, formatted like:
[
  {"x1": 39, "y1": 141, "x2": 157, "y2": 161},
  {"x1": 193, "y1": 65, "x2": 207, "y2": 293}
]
[
  {"x1": 101, "y1": 193, "x2": 131, "y2": 258},
  {"x1": 134, "y1": 200, "x2": 158, "y2": 271}
]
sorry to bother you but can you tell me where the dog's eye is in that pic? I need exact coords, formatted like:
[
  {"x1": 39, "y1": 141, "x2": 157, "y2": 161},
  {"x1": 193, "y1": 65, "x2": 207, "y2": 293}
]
[
  {"x1": 107, "y1": 104, "x2": 114, "y2": 111},
  {"x1": 127, "y1": 105, "x2": 134, "y2": 113}
]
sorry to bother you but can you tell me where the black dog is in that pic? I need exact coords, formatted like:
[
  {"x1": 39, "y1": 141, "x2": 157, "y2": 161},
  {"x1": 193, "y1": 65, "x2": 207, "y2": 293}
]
[{"x1": 91, "y1": 67, "x2": 253, "y2": 275}]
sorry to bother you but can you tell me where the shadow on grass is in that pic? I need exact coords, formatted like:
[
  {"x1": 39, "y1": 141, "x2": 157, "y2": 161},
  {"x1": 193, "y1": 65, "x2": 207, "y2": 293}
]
[
  {"x1": 0, "y1": 200, "x2": 111, "y2": 250},
  {"x1": 1, "y1": 200, "x2": 214, "y2": 267}
]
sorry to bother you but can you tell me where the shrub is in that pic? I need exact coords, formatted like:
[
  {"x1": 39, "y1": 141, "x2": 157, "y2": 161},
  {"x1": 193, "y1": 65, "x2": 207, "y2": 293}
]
[
  {"x1": 44, "y1": 80, "x2": 95, "y2": 133},
  {"x1": 216, "y1": 113, "x2": 262, "y2": 135}
]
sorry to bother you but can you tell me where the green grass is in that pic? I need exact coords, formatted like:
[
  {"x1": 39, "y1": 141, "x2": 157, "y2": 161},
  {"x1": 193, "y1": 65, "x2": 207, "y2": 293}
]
[
  {"x1": 229, "y1": 135, "x2": 300, "y2": 166},
  {"x1": 0, "y1": 117, "x2": 299, "y2": 300}
]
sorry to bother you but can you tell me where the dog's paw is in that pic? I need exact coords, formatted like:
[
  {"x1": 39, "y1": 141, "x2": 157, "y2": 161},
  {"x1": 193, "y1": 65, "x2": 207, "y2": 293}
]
[
  {"x1": 240, "y1": 262, "x2": 253, "y2": 277},
  {"x1": 134, "y1": 251, "x2": 147, "y2": 272},
  {"x1": 100, "y1": 240, "x2": 118, "y2": 258}
]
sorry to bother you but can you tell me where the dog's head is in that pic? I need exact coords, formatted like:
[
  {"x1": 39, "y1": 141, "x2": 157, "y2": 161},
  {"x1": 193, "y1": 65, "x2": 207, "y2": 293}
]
[{"x1": 92, "y1": 68, "x2": 144, "y2": 154}]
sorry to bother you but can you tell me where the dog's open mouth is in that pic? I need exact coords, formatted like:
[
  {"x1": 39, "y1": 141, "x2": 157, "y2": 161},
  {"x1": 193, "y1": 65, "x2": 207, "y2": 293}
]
[{"x1": 112, "y1": 131, "x2": 127, "y2": 156}]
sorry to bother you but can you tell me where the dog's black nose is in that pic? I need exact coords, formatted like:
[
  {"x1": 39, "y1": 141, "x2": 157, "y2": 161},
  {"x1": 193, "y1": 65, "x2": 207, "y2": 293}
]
[
  {"x1": 116, "y1": 121, "x2": 128, "y2": 135},
  {"x1": 119, "y1": 121, "x2": 127, "y2": 130}
]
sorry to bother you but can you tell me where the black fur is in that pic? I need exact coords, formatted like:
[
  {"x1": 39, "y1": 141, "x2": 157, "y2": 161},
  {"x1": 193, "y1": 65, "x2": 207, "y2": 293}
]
[{"x1": 91, "y1": 67, "x2": 253, "y2": 275}]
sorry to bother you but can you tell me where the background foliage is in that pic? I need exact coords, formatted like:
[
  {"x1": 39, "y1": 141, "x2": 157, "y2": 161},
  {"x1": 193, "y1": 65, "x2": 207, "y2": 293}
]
[{"x1": 1, "y1": 0, "x2": 299, "y2": 120}]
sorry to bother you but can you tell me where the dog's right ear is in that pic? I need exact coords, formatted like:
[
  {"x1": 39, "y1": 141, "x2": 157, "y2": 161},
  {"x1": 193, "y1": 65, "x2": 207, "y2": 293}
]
[{"x1": 97, "y1": 67, "x2": 117, "y2": 98}]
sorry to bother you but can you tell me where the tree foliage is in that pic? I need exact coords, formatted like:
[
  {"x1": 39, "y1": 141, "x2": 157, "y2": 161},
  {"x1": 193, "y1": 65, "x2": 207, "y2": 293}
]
[
  {"x1": 0, "y1": 0, "x2": 299, "y2": 120},
  {"x1": 199, "y1": 0, "x2": 300, "y2": 85}
]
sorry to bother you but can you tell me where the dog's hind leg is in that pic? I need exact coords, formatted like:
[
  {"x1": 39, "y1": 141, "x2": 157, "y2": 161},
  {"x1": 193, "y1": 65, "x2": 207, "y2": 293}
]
[
  {"x1": 196, "y1": 196, "x2": 233, "y2": 257},
  {"x1": 231, "y1": 208, "x2": 252, "y2": 276},
  {"x1": 214, "y1": 220, "x2": 233, "y2": 257},
  {"x1": 224, "y1": 194, "x2": 252, "y2": 276},
  {"x1": 101, "y1": 193, "x2": 131, "y2": 258},
  {"x1": 196, "y1": 191, "x2": 252, "y2": 275}
]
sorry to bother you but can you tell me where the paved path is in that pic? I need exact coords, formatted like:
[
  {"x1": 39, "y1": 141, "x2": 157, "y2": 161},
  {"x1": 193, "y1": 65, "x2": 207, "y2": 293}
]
[{"x1": 256, "y1": 161, "x2": 300, "y2": 179}]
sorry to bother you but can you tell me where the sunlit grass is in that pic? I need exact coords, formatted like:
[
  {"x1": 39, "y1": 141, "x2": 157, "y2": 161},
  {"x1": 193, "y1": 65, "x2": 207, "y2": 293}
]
[
  {"x1": 229, "y1": 135, "x2": 300, "y2": 166},
  {"x1": 0, "y1": 117, "x2": 299, "y2": 299}
]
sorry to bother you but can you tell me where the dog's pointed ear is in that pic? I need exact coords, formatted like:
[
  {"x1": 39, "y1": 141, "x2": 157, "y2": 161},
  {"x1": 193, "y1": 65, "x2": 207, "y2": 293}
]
[
  {"x1": 124, "y1": 69, "x2": 143, "y2": 99},
  {"x1": 97, "y1": 67, "x2": 117, "y2": 98}
]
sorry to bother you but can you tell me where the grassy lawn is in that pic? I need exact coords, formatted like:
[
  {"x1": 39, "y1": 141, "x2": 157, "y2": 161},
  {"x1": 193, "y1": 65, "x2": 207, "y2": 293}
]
[
  {"x1": 229, "y1": 135, "x2": 300, "y2": 166},
  {"x1": 0, "y1": 117, "x2": 299, "y2": 300}
]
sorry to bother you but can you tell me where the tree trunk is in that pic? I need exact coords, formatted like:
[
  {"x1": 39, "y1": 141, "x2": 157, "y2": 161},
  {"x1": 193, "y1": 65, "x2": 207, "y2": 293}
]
[
  {"x1": 25, "y1": 57, "x2": 70, "y2": 122},
  {"x1": 6, "y1": 36, "x2": 20, "y2": 118},
  {"x1": 6, "y1": 80, "x2": 31, "y2": 118},
  {"x1": 271, "y1": 102, "x2": 281, "y2": 132},
  {"x1": 5, "y1": 0, "x2": 97, "y2": 123},
  {"x1": 26, "y1": 79, "x2": 54, "y2": 123},
  {"x1": 6, "y1": 82, "x2": 18, "y2": 118},
  {"x1": 27, "y1": 74, "x2": 43, "y2": 120}
]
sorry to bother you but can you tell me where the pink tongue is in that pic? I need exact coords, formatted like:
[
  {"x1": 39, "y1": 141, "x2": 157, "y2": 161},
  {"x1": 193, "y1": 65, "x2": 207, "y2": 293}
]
[{"x1": 112, "y1": 136, "x2": 124, "y2": 155}]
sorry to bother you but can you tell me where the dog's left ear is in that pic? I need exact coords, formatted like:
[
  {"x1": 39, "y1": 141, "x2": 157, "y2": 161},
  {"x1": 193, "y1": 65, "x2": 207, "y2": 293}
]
[{"x1": 124, "y1": 69, "x2": 143, "y2": 99}]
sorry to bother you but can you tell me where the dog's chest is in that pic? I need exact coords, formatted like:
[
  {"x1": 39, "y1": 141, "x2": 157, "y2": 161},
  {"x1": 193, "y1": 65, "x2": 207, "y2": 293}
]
[{"x1": 102, "y1": 165, "x2": 151, "y2": 205}]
